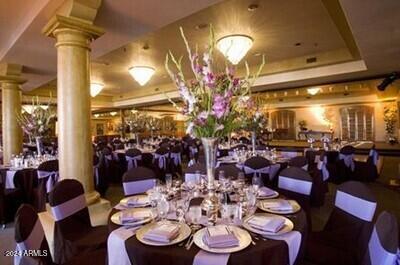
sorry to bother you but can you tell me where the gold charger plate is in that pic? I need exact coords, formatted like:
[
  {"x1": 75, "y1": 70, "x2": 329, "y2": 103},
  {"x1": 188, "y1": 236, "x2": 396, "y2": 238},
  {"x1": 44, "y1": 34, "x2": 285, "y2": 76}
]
[
  {"x1": 193, "y1": 225, "x2": 252, "y2": 254},
  {"x1": 257, "y1": 199, "x2": 301, "y2": 214},
  {"x1": 120, "y1": 194, "x2": 151, "y2": 208},
  {"x1": 242, "y1": 213, "x2": 294, "y2": 236},
  {"x1": 111, "y1": 208, "x2": 153, "y2": 226},
  {"x1": 136, "y1": 221, "x2": 191, "y2": 246}
]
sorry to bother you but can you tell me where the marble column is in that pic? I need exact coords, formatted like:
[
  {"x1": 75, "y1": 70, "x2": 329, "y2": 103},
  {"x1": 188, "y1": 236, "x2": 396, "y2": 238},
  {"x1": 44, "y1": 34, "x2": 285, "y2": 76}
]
[
  {"x1": 43, "y1": 16, "x2": 105, "y2": 204},
  {"x1": 0, "y1": 65, "x2": 25, "y2": 164}
]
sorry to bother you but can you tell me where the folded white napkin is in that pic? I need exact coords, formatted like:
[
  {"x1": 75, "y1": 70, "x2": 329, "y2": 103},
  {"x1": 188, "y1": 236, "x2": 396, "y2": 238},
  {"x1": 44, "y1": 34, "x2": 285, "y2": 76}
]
[
  {"x1": 262, "y1": 200, "x2": 293, "y2": 211},
  {"x1": 143, "y1": 223, "x2": 180, "y2": 243},
  {"x1": 247, "y1": 216, "x2": 285, "y2": 233},
  {"x1": 258, "y1": 187, "x2": 276, "y2": 197},
  {"x1": 126, "y1": 196, "x2": 149, "y2": 206},
  {"x1": 203, "y1": 226, "x2": 239, "y2": 248},
  {"x1": 120, "y1": 210, "x2": 151, "y2": 223}
]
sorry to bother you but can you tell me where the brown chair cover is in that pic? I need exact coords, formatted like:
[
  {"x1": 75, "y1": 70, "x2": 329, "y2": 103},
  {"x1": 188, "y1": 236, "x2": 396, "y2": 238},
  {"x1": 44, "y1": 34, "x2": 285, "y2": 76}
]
[
  {"x1": 288, "y1": 156, "x2": 308, "y2": 168},
  {"x1": 15, "y1": 204, "x2": 53, "y2": 265},
  {"x1": 35, "y1": 160, "x2": 59, "y2": 212},
  {"x1": 306, "y1": 181, "x2": 377, "y2": 265},
  {"x1": 354, "y1": 148, "x2": 379, "y2": 182},
  {"x1": 1, "y1": 170, "x2": 24, "y2": 225},
  {"x1": 363, "y1": 211, "x2": 398, "y2": 265},
  {"x1": 215, "y1": 164, "x2": 241, "y2": 179},
  {"x1": 184, "y1": 163, "x2": 206, "y2": 182},
  {"x1": 15, "y1": 204, "x2": 107, "y2": 265},
  {"x1": 169, "y1": 145, "x2": 183, "y2": 176},
  {"x1": 243, "y1": 156, "x2": 271, "y2": 184},
  {"x1": 48, "y1": 179, "x2": 108, "y2": 264}
]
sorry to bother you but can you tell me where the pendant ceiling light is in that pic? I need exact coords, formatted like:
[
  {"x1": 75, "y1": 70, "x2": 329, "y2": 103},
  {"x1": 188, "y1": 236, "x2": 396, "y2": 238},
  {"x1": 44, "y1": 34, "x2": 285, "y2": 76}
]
[
  {"x1": 128, "y1": 66, "x2": 155, "y2": 86},
  {"x1": 90, "y1": 83, "x2": 104, "y2": 97},
  {"x1": 216, "y1": 34, "x2": 253, "y2": 65}
]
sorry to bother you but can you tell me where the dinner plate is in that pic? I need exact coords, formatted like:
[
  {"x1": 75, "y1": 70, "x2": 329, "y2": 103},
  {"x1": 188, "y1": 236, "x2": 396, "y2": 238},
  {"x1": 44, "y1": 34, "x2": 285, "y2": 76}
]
[
  {"x1": 193, "y1": 225, "x2": 251, "y2": 254},
  {"x1": 136, "y1": 221, "x2": 191, "y2": 246},
  {"x1": 242, "y1": 213, "x2": 294, "y2": 236},
  {"x1": 257, "y1": 190, "x2": 279, "y2": 199},
  {"x1": 120, "y1": 194, "x2": 151, "y2": 208},
  {"x1": 111, "y1": 208, "x2": 153, "y2": 226},
  {"x1": 257, "y1": 199, "x2": 301, "y2": 214}
]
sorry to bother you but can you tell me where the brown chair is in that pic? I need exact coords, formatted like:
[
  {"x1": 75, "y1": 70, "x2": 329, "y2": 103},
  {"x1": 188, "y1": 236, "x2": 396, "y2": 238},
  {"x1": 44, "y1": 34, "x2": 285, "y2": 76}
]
[{"x1": 48, "y1": 179, "x2": 108, "y2": 264}]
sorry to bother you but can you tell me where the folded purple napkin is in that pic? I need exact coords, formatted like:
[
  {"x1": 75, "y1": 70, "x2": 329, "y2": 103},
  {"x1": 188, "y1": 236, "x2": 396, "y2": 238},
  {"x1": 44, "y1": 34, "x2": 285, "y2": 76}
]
[
  {"x1": 143, "y1": 223, "x2": 180, "y2": 243},
  {"x1": 262, "y1": 200, "x2": 293, "y2": 211},
  {"x1": 203, "y1": 226, "x2": 239, "y2": 248},
  {"x1": 119, "y1": 210, "x2": 151, "y2": 223},
  {"x1": 247, "y1": 216, "x2": 285, "y2": 233},
  {"x1": 258, "y1": 187, "x2": 276, "y2": 197}
]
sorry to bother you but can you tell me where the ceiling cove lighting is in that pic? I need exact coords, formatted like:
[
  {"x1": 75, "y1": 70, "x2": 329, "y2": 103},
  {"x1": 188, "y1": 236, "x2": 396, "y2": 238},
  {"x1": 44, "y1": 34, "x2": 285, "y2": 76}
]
[
  {"x1": 90, "y1": 83, "x2": 104, "y2": 97},
  {"x1": 216, "y1": 34, "x2": 253, "y2": 65},
  {"x1": 307, "y1": 87, "x2": 321, "y2": 96},
  {"x1": 128, "y1": 66, "x2": 155, "y2": 86}
]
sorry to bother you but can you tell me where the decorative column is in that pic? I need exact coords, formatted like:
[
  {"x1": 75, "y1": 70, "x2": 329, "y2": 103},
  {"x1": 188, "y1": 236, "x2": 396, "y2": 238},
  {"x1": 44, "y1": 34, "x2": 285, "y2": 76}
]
[
  {"x1": 0, "y1": 64, "x2": 25, "y2": 164},
  {"x1": 43, "y1": 15, "x2": 105, "y2": 204}
]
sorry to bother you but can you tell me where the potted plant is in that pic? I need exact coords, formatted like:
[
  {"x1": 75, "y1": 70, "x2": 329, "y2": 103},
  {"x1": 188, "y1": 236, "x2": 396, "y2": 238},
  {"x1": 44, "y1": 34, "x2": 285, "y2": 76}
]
[{"x1": 383, "y1": 103, "x2": 398, "y2": 144}]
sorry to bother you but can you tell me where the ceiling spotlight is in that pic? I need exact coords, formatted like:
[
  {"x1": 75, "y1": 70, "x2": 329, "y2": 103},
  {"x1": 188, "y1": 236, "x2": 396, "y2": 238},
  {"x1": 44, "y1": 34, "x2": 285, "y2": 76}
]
[
  {"x1": 128, "y1": 66, "x2": 155, "y2": 86},
  {"x1": 377, "y1": 72, "x2": 399, "y2": 91},
  {"x1": 307, "y1": 87, "x2": 320, "y2": 96},
  {"x1": 94, "y1": 114, "x2": 100, "y2": 118},
  {"x1": 195, "y1": 23, "x2": 208, "y2": 30},
  {"x1": 90, "y1": 83, "x2": 104, "y2": 97},
  {"x1": 217, "y1": 34, "x2": 253, "y2": 65},
  {"x1": 248, "y1": 4, "x2": 259, "y2": 11},
  {"x1": 110, "y1": 111, "x2": 118, "y2": 116}
]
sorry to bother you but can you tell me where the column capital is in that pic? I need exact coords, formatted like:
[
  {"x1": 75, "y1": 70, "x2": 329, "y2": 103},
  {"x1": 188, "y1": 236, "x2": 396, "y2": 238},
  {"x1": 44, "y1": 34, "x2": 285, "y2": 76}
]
[
  {"x1": 42, "y1": 14, "x2": 104, "y2": 42},
  {"x1": 0, "y1": 63, "x2": 26, "y2": 85}
]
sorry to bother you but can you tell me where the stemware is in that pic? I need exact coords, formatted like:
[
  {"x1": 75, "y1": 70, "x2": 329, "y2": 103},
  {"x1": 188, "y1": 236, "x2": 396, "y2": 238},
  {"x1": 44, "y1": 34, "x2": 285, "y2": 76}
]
[
  {"x1": 156, "y1": 195, "x2": 170, "y2": 220},
  {"x1": 252, "y1": 175, "x2": 261, "y2": 194},
  {"x1": 189, "y1": 205, "x2": 202, "y2": 225}
]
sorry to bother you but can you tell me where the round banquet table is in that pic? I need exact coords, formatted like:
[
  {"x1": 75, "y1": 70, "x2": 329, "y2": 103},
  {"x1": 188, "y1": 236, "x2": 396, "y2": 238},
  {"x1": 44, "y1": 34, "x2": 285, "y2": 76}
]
[{"x1": 108, "y1": 197, "x2": 308, "y2": 265}]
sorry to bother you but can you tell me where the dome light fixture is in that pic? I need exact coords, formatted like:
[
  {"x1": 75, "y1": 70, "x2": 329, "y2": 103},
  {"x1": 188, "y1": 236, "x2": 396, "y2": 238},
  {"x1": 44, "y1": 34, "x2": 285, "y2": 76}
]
[
  {"x1": 216, "y1": 34, "x2": 253, "y2": 65},
  {"x1": 128, "y1": 66, "x2": 155, "y2": 86},
  {"x1": 307, "y1": 87, "x2": 321, "y2": 96},
  {"x1": 90, "y1": 83, "x2": 104, "y2": 97}
]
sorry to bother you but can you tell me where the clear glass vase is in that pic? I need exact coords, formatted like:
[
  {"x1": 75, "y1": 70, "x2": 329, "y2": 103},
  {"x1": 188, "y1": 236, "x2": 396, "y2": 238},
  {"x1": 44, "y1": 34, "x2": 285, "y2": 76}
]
[{"x1": 200, "y1": 137, "x2": 220, "y2": 223}]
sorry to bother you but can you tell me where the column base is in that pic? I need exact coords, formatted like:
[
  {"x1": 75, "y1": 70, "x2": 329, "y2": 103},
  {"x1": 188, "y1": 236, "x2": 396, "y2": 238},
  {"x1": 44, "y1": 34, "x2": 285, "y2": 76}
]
[
  {"x1": 40, "y1": 197, "x2": 111, "y2": 260},
  {"x1": 85, "y1": 190, "x2": 101, "y2": 205}
]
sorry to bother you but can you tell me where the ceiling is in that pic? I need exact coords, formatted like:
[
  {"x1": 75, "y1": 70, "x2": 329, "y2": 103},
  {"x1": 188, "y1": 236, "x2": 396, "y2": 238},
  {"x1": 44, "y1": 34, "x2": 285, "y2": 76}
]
[{"x1": 1, "y1": 0, "x2": 400, "y2": 110}]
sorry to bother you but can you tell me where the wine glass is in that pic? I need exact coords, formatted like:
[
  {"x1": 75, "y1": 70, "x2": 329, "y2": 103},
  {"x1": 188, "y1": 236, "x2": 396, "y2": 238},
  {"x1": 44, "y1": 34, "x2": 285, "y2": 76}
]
[
  {"x1": 165, "y1": 174, "x2": 173, "y2": 189},
  {"x1": 157, "y1": 195, "x2": 170, "y2": 221},
  {"x1": 189, "y1": 206, "x2": 202, "y2": 225}
]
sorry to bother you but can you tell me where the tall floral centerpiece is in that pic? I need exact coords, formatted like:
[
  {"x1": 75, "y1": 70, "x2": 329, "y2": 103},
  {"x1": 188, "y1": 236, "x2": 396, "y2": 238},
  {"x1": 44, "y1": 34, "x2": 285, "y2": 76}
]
[
  {"x1": 383, "y1": 103, "x2": 398, "y2": 144},
  {"x1": 126, "y1": 112, "x2": 146, "y2": 145},
  {"x1": 146, "y1": 116, "x2": 162, "y2": 139},
  {"x1": 165, "y1": 26, "x2": 264, "y2": 221},
  {"x1": 238, "y1": 96, "x2": 268, "y2": 155},
  {"x1": 17, "y1": 97, "x2": 56, "y2": 156}
]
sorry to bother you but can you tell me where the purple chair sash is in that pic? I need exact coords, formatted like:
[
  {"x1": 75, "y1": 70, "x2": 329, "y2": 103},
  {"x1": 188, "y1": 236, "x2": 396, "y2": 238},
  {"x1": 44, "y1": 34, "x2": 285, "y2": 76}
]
[
  {"x1": 51, "y1": 194, "x2": 86, "y2": 221},
  {"x1": 368, "y1": 227, "x2": 397, "y2": 265},
  {"x1": 278, "y1": 176, "x2": 312, "y2": 195},
  {"x1": 126, "y1": 155, "x2": 142, "y2": 171},
  {"x1": 123, "y1": 179, "x2": 156, "y2": 196},
  {"x1": 154, "y1": 153, "x2": 168, "y2": 170},
  {"x1": 93, "y1": 164, "x2": 100, "y2": 186},
  {"x1": 14, "y1": 218, "x2": 45, "y2": 265},
  {"x1": 317, "y1": 157, "x2": 330, "y2": 181},
  {"x1": 170, "y1": 153, "x2": 182, "y2": 166},
  {"x1": 189, "y1": 146, "x2": 198, "y2": 158},
  {"x1": 369, "y1": 149, "x2": 379, "y2": 166},
  {"x1": 335, "y1": 190, "x2": 376, "y2": 221},
  {"x1": 5, "y1": 170, "x2": 17, "y2": 189},
  {"x1": 243, "y1": 166, "x2": 270, "y2": 179},
  {"x1": 280, "y1": 151, "x2": 298, "y2": 158},
  {"x1": 37, "y1": 170, "x2": 59, "y2": 193},
  {"x1": 339, "y1": 153, "x2": 355, "y2": 171}
]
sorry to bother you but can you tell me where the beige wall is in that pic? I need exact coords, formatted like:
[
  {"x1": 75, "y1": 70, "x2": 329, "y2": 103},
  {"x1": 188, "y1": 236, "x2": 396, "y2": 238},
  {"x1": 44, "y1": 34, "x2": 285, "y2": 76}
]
[{"x1": 267, "y1": 96, "x2": 395, "y2": 141}]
